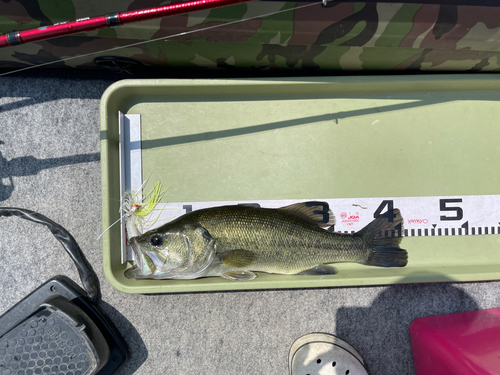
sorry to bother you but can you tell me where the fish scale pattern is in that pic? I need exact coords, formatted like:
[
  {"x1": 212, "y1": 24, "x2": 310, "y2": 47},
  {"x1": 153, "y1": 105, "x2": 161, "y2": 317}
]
[{"x1": 197, "y1": 206, "x2": 365, "y2": 273}]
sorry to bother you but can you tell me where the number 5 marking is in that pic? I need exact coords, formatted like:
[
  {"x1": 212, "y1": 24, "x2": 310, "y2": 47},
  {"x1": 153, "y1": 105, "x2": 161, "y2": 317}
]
[{"x1": 439, "y1": 198, "x2": 463, "y2": 221}]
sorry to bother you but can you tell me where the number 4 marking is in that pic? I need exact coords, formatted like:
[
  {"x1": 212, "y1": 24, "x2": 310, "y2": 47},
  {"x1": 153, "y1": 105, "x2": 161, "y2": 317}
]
[{"x1": 373, "y1": 200, "x2": 396, "y2": 222}]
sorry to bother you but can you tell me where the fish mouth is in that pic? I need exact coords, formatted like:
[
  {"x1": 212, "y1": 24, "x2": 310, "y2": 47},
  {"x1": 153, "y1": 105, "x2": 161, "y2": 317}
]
[
  {"x1": 128, "y1": 237, "x2": 147, "y2": 273},
  {"x1": 127, "y1": 237, "x2": 162, "y2": 276},
  {"x1": 124, "y1": 264, "x2": 141, "y2": 279},
  {"x1": 125, "y1": 235, "x2": 216, "y2": 280}
]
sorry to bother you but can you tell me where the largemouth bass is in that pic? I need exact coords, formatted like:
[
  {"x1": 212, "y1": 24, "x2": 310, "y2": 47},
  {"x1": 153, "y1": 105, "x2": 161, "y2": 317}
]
[{"x1": 125, "y1": 201, "x2": 407, "y2": 281}]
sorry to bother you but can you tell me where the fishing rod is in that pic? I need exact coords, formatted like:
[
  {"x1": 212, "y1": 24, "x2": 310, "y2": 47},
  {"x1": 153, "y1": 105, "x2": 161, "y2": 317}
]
[
  {"x1": 0, "y1": 0, "x2": 256, "y2": 48},
  {"x1": 0, "y1": 1, "x2": 320, "y2": 77}
]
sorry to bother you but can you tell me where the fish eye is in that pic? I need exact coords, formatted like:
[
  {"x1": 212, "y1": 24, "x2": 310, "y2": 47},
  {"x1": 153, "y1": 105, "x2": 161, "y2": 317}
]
[{"x1": 150, "y1": 235, "x2": 163, "y2": 246}]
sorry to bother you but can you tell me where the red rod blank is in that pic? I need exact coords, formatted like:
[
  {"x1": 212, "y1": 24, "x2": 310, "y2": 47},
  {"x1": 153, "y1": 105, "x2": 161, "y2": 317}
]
[{"x1": 0, "y1": 0, "x2": 254, "y2": 48}]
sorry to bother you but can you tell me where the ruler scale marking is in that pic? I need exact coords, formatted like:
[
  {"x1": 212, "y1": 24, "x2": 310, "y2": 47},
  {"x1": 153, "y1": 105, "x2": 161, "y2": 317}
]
[
  {"x1": 139, "y1": 195, "x2": 500, "y2": 237},
  {"x1": 127, "y1": 194, "x2": 500, "y2": 261}
]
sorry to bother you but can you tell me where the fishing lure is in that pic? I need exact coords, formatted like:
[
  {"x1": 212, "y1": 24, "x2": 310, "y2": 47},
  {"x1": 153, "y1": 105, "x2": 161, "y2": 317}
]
[
  {"x1": 98, "y1": 180, "x2": 167, "y2": 241},
  {"x1": 122, "y1": 181, "x2": 167, "y2": 240}
]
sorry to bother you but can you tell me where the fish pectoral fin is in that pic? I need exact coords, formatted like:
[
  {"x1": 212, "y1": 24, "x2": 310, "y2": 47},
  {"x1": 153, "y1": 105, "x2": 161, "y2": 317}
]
[
  {"x1": 219, "y1": 249, "x2": 258, "y2": 268},
  {"x1": 221, "y1": 271, "x2": 257, "y2": 282},
  {"x1": 297, "y1": 264, "x2": 338, "y2": 276},
  {"x1": 278, "y1": 201, "x2": 335, "y2": 227}
]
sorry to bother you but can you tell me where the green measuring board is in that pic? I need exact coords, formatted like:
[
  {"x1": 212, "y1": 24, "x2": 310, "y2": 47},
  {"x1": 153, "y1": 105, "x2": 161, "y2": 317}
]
[{"x1": 101, "y1": 76, "x2": 500, "y2": 294}]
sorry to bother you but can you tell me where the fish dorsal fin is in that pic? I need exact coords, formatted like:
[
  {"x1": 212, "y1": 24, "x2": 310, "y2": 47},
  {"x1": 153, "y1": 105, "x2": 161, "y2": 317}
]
[{"x1": 278, "y1": 201, "x2": 335, "y2": 228}]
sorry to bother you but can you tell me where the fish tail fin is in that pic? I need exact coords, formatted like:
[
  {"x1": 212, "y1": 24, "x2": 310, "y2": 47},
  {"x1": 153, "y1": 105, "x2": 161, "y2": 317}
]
[{"x1": 357, "y1": 209, "x2": 408, "y2": 267}]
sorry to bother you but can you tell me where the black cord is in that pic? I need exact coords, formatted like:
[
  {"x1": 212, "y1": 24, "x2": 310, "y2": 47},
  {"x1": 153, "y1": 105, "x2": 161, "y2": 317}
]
[{"x1": 0, "y1": 207, "x2": 100, "y2": 303}]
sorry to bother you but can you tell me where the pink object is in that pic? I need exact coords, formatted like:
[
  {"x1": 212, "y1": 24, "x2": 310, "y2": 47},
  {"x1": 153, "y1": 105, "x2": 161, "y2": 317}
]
[{"x1": 410, "y1": 307, "x2": 500, "y2": 374}]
